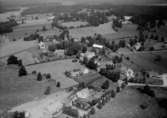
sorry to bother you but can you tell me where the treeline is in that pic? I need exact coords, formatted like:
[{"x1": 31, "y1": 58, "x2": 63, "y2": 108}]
[{"x1": 0, "y1": 19, "x2": 18, "y2": 34}]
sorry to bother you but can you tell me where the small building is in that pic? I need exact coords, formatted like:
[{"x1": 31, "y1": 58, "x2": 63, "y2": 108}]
[
  {"x1": 134, "y1": 42, "x2": 141, "y2": 51},
  {"x1": 80, "y1": 52, "x2": 95, "y2": 62},
  {"x1": 39, "y1": 41, "x2": 46, "y2": 50},
  {"x1": 93, "y1": 44, "x2": 103, "y2": 49}
]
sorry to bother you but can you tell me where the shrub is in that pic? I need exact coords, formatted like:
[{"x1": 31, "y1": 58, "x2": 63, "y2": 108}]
[
  {"x1": 48, "y1": 44, "x2": 57, "y2": 52},
  {"x1": 116, "y1": 87, "x2": 120, "y2": 93},
  {"x1": 101, "y1": 80, "x2": 110, "y2": 90},
  {"x1": 140, "y1": 103, "x2": 148, "y2": 110},
  {"x1": 46, "y1": 73, "x2": 51, "y2": 79},
  {"x1": 111, "y1": 90, "x2": 116, "y2": 98},
  {"x1": 143, "y1": 85, "x2": 155, "y2": 97},
  {"x1": 7, "y1": 55, "x2": 18, "y2": 65},
  {"x1": 18, "y1": 66, "x2": 27, "y2": 77},
  {"x1": 89, "y1": 108, "x2": 95, "y2": 115},
  {"x1": 44, "y1": 86, "x2": 51, "y2": 95},
  {"x1": 56, "y1": 82, "x2": 61, "y2": 87},
  {"x1": 37, "y1": 72, "x2": 42, "y2": 81},
  {"x1": 32, "y1": 70, "x2": 37, "y2": 75}
]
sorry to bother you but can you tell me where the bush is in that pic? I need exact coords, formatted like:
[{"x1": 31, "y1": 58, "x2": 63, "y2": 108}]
[
  {"x1": 44, "y1": 86, "x2": 51, "y2": 95},
  {"x1": 116, "y1": 87, "x2": 120, "y2": 93},
  {"x1": 101, "y1": 80, "x2": 110, "y2": 90},
  {"x1": 140, "y1": 103, "x2": 148, "y2": 110},
  {"x1": 7, "y1": 55, "x2": 18, "y2": 65},
  {"x1": 154, "y1": 55, "x2": 162, "y2": 62},
  {"x1": 111, "y1": 90, "x2": 116, "y2": 98},
  {"x1": 56, "y1": 82, "x2": 61, "y2": 87},
  {"x1": 48, "y1": 44, "x2": 57, "y2": 52},
  {"x1": 37, "y1": 72, "x2": 42, "y2": 81},
  {"x1": 46, "y1": 73, "x2": 51, "y2": 79},
  {"x1": 32, "y1": 70, "x2": 37, "y2": 74},
  {"x1": 89, "y1": 108, "x2": 95, "y2": 115},
  {"x1": 18, "y1": 66, "x2": 27, "y2": 77}
]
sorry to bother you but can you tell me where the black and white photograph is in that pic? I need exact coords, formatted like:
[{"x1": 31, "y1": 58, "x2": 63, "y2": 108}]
[{"x1": 0, "y1": 0, "x2": 167, "y2": 118}]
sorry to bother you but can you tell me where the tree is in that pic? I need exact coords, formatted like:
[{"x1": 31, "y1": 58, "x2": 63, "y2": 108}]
[
  {"x1": 18, "y1": 66, "x2": 27, "y2": 77},
  {"x1": 101, "y1": 80, "x2": 110, "y2": 90},
  {"x1": 37, "y1": 72, "x2": 42, "y2": 81},
  {"x1": 7, "y1": 55, "x2": 18, "y2": 65},
  {"x1": 57, "y1": 82, "x2": 61, "y2": 87}
]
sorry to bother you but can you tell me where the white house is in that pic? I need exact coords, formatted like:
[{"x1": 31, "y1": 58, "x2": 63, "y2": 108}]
[{"x1": 39, "y1": 41, "x2": 46, "y2": 50}]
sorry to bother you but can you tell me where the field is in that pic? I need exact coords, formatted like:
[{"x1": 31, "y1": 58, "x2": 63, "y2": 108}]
[
  {"x1": 61, "y1": 21, "x2": 88, "y2": 28},
  {"x1": 0, "y1": 40, "x2": 37, "y2": 58},
  {"x1": 91, "y1": 87, "x2": 167, "y2": 118},
  {"x1": 0, "y1": 65, "x2": 61, "y2": 112},
  {"x1": 70, "y1": 22, "x2": 115, "y2": 39},
  {"x1": 104, "y1": 24, "x2": 138, "y2": 43},
  {"x1": 121, "y1": 51, "x2": 167, "y2": 73},
  {"x1": 6, "y1": 23, "x2": 52, "y2": 39},
  {"x1": 26, "y1": 59, "x2": 86, "y2": 88}
]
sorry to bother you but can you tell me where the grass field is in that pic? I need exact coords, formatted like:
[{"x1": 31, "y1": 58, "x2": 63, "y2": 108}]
[
  {"x1": 26, "y1": 59, "x2": 85, "y2": 88},
  {"x1": 6, "y1": 23, "x2": 52, "y2": 39},
  {"x1": 91, "y1": 87, "x2": 167, "y2": 118},
  {"x1": 122, "y1": 51, "x2": 167, "y2": 73},
  {"x1": 104, "y1": 24, "x2": 138, "y2": 43},
  {"x1": 0, "y1": 65, "x2": 61, "y2": 112},
  {"x1": 0, "y1": 40, "x2": 37, "y2": 58},
  {"x1": 70, "y1": 22, "x2": 115, "y2": 39},
  {"x1": 61, "y1": 21, "x2": 88, "y2": 28}
]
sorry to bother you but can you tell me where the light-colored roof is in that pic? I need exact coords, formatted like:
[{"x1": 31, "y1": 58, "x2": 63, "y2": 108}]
[{"x1": 93, "y1": 44, "x2": 103, "y2": 49}]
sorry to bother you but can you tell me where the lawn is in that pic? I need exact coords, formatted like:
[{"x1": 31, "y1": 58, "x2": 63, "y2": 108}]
[
  {"x1": 70, "y1": 22, "x2": 115, "y2": 39},
  {"x1": 122, "y1": 51, "x2": 167, "y2": 73},
  {"x1": 91, "y1": 87, "x2": 167, "y2": 118},
  {"x1": 26, "y1": 59, "x2": 85, "y2": 88},
  {"x1": 0, "y1": 40, "x2": 37, "y2": 58},
  {"x1": 0, "y1": 65, "x2": 61, "y2": 112},
  {"x1": 104, "y1": 24, "x2": 138, "y2": 43},
  {"x1": 61, "y1": 21, "x2": 88, "y2": 28}
]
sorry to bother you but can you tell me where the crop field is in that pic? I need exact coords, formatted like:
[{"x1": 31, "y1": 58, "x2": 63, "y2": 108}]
[
  {"x1": 26, "y1": 59, "x2": 85, "y2": 88},
  {"x1": 91, "y1": 87, "x2": 167, "y2": 118},
  {"x1": 0, "y1": 65, "x2": 61, "y2": 112}
]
